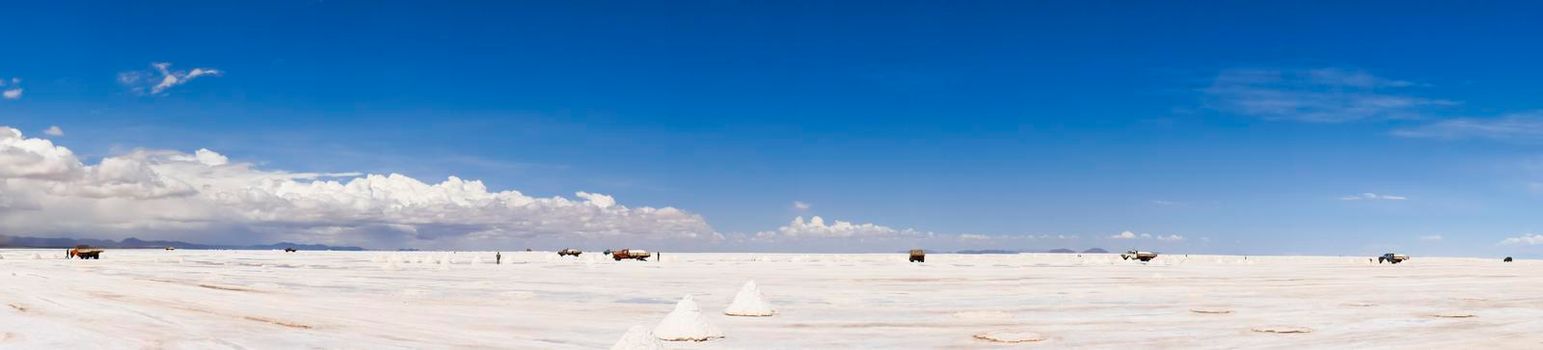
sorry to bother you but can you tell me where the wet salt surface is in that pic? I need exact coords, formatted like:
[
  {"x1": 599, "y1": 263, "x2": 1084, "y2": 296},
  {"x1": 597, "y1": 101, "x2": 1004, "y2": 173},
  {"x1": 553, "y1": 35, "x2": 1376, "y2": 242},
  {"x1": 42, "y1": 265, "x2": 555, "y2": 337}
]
[{"x1": 1, "y1": 250, "x2": 1541, "y2": 348}]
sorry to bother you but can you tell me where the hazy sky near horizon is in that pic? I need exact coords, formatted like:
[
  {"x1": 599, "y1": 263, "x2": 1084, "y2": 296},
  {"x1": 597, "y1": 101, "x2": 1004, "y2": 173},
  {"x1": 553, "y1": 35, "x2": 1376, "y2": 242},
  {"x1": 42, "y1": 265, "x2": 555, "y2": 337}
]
[{"x1": 4, "y1": 1, "x2": 1543, "y2": 256}]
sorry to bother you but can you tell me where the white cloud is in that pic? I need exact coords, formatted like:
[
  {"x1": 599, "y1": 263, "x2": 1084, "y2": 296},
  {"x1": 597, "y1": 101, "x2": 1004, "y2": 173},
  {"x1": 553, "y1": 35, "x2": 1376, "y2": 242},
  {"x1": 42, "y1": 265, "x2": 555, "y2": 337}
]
[
  {"x1": 119, "y1": 62, "x2": 223, "y2": 95},
  {"x1": 1109, "y1": 230, "x2": 1182, "y2": 241},
  {"x1": 1, "y1": 76, "x2": 20, "y2": 100},
  {"x1": 42, "y1": 126, "x2": 63, "y2": 136},
  {"x1": 1339, "y1": 192, "x2": 1408, "y2": 201},
  {"x1": 0, "y1": 127, "x2": 84, "y2": 179},
  {"x1": 192, "y1": 148, "x2": 228, "y2": 166},
  {"x1": 0, "y1": 126, "x2": 714, "y2": 249},
  {"x1": 1109, "y1": 231, "x2": 1144, "y2": 239},
  {"x1": 957, "y1": 233, "x2": 991, "y2": 240},
  {"x1": 1392, "y1": 111, "x2": 1543, "y2": 141},
  {"x1": 755, "y1": 216, "x2": 925, "y2": 239},
  {"x1": 1500, "y1": 234, "x2": 1543, "y2": 245},
  {"x1": 792, "y1": 201, "x2": 810, "y2": 211},
  {"x1": 1418, "y1": 235, "x2": 1443, "y2": 241},
  {"x1": 1204, "y1": 68, "x2": 1454, "y2": 123}
]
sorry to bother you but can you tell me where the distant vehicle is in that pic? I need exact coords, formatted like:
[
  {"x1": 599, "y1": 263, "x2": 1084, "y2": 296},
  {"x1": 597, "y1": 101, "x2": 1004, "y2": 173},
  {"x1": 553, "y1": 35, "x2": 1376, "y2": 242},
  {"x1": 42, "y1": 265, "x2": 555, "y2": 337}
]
[
  {"x1": 608, "y1": 249, "x2": 651, "y2": 261},
  {"x1": 164, "y1": 247, "x2": 176, "y2": 251},
  {"x1": 284, "y1": 248, "x2": 298, "y2": 253},
  {"x1": 1378, "y1": 253, "x2": 1409, "y2": 264},
  {"x1": 558, "y1": 248, "x2": 582, "y2": 257},
  {"x1": 1121, "y1": 250, "x2": 1158, "y2": 262},
  {"x1": 69, "y1": 245, "x2": 103, "y2": 259},
  {"x1": 908, "y1": 249, "x2": 926, "y2": 263},
  {"x1": 1504, "y1": 256, "x2": 1513, "y2": 262}
]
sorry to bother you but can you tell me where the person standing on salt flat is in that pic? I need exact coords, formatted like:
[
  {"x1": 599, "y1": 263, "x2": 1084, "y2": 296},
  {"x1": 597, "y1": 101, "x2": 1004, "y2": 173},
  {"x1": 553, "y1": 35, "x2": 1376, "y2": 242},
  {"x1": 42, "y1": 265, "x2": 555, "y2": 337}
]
[
  {"x1": 723, "y1": 280, "x2": 775, "y2": 316},
  {"x1": 610, "y1": 325, "x2": 666, "y2": 350},
  {"x1": 653, "y1": 295, "x2": 724, "y2": 341}
]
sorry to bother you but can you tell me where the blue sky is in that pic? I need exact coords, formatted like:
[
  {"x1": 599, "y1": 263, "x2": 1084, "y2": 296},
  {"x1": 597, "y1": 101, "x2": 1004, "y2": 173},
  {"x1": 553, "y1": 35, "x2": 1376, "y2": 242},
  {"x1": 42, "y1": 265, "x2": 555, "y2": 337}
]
[{"x1": 4, "y1": 1, "x2": 1543, "y2": 255}]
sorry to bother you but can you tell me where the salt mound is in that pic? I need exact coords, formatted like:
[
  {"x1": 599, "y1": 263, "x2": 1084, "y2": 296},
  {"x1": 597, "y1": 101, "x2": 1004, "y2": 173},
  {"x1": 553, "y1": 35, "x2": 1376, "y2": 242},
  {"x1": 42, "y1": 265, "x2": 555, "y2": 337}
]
[
  {"x1": 610, "y1": 325, "x2": 666, "y2": 350},
  {"x1": 1251, "y1": 326, "x2": 1313, "y2": 334},
  {"x1": 653, "y1": 295, "x2": 724, "y2": 341},
  {"x1": 1189, "y1": 307, "x2": 1233, "y2": 314},
  {"x1": 724, "y1": 281, "x2": 775, "y2": 316},
  {"x1": 973, "y1": 329, "x2": 1047, "y2": 343},
  {"x1": 1432, "y1": 312, "x2": 1475, "y2": 318}
]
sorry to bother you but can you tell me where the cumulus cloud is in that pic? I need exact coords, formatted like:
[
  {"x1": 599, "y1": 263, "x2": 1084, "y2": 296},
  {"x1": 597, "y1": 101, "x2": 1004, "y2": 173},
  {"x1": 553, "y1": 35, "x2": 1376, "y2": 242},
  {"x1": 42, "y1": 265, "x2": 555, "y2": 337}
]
[
  {"x1": 118, "y1": 62, "x2": 223, "y2": 95},
  {"x1": 1204, "y1": 68, "x2": 1454, "y2": 123},
  {"x1": 1, "y1": 76, "x2": 20, "y2": 100},
  {"x1": 1109, "y1": 231, "x2": 1147, "y2": 239},
  {"x1": 1392, "y1": 111, "x2": 1543, "y2": 141},
  {"x1": 0, "y1": 127, "x2": 84, "y2": 179},
  {"x1": 957, "y1": 233, "x2": 991, "y2": 240},
  {"x1": 0, "y1": 126, "x2": 714, "y2": 249},
  {"x1": 1500, "y1": 234, "x2": 1543, "y2": 245},
  {"x1": 43, "y1": 126, "x2": 63, "y2": 136},
  {"x1": 1339, "y1": 192, "x2": 1408, "y2": 201},
  {"x1": 1108, "y1": 230, "x2": 1182, "y2": 241},
  {"x1": 755, "y1": 216, "x2": 926, "y2": 240}
]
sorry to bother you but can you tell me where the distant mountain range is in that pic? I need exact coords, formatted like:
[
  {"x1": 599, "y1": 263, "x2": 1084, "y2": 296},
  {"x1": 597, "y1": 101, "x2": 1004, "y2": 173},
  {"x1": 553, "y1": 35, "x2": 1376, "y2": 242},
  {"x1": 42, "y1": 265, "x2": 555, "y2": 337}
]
[{"x1": 0, "y1": 235, "x2": 363, "y2": 251}]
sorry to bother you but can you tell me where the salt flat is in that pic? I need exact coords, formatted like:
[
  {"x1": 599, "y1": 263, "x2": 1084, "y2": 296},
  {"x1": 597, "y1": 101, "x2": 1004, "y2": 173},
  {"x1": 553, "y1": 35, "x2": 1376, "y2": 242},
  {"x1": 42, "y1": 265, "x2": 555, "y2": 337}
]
[{"x1": 1, "y1": 249, "x2": 1540, "y2": 349}]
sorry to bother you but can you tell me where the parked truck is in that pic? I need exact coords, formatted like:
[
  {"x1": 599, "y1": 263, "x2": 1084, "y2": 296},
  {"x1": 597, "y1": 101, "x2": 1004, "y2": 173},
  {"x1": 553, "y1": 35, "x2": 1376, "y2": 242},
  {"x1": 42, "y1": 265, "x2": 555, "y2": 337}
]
[
  {"x1": 1121, "y1": 250, "x2": 1158, "y2": 262},
  {"x1": 1378, "y1": 253, "x2": 1409, "y2": 264},
  {"x1": 68, "y1": 245, "x2": 103, "y2": 259},
  {"x1": 607, "y1": 249, "x2": 652, "y2": 261},
  {"x1": 558, "y1": 248, "x2": 582, "y2": 257},
  {"x1": 908, "y1": 249, "x2": 926, "y2": 263}
]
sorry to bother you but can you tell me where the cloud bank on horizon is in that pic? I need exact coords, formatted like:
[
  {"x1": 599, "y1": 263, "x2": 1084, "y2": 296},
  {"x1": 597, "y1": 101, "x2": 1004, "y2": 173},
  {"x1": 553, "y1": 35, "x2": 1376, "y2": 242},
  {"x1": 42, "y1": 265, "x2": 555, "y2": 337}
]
[{"x1": 0, "y1": 126, "x2": 715, "y2": 249}]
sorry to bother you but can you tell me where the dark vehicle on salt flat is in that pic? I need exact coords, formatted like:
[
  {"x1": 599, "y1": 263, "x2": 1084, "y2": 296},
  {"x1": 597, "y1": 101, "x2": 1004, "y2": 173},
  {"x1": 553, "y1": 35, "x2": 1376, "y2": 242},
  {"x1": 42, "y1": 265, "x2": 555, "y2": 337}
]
[
  {"x1": 1378, "y1": 253, "x2": 1409, "y2": 264},
  {"x1": 908, "y1": 249, "x2": 925, "y2": 263},
  {"x1": 69, "y1": 245, "x2": 103, "y2": 259}
]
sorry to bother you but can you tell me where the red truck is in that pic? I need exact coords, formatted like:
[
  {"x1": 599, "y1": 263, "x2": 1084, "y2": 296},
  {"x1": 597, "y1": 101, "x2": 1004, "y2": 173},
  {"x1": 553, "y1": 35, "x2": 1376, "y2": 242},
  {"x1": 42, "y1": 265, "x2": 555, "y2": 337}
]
[
  {"x1": 606, "y1": 249, "x2": 652, "y2": 261},
  {"x1": 68, "y1": 245, "x2": 103, "y2": 259}
]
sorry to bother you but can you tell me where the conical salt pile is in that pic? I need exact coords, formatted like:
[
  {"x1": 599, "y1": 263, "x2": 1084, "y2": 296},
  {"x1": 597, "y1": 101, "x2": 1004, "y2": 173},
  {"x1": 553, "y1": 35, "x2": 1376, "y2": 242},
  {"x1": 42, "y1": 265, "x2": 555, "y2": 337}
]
[
  {"x1": 610, "y1": 325, "x2": 666, "y2": 350},
  {"x1": 653, "y1": 295, "x2": 724, "y2": 341},
  {"x1": 724, "y1": 280, "x2": 775, "y2": 316}
]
